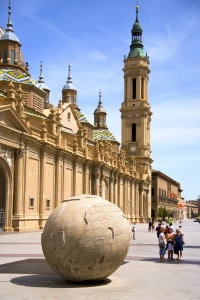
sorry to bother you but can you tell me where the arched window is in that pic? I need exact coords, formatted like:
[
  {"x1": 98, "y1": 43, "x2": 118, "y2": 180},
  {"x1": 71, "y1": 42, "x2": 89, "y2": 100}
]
[
  {"x1": 132, "y1": 78, "x2": 136, "y2": 99},
  {"x1": 132, "y1": 123, "x2": 136, "y2": 141},
  {"x1": 141, "y1": 77, "x2": 144, "y2": 99}
]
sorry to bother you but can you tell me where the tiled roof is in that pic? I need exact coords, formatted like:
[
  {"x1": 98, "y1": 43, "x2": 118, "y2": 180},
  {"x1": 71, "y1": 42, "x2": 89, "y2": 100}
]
[
  {"x1": 0, "y1": 69, "x2": 37, "y2": 86},
  {"x1": 93, "y1": 129, "x2": 118, "y2": 142},
  {"x1": 77, "y1": 111, "x2": 93, "y2": 125}
]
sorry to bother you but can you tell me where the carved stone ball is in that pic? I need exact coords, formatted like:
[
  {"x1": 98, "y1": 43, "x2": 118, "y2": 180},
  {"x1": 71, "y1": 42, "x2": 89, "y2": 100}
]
[{"x1": 41, "y1": 194, "x2": 131, "y2": 282}]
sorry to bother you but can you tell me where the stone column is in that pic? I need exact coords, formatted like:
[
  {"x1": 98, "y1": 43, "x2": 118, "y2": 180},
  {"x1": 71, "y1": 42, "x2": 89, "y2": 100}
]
[
  {"x1": 73, "y1": 159, "x2": 77, "y2": 195},
  {"x1": 135, "y1": 182, "x2": 140, "y2": 220},
  {"x1": 139, "y1": 190, "x2": 143, "y2": 219},
  {"x1": 55, "y1": 153, "x2": 61, "y2": 208},
  {"x1": 129, "y1": 179, "x2": 134, "y2": 221},
  {"x1": 94, "y1": 169, "x2": 100, "y2": 196},
  {"x1": 123, "y1": 177, "x2": 126, "y2": 214},
  {"x1": 83, "y1": 163, "x2": 90, "y2": 194},
  {"x1": 13, "y1": 150, "x2": 24, "y2": 216},
  {"x1": 109, "y1": 172, "x2": 114, "y2": 203},
  {"x1": 117, "y1": 176, "x2": 121, "y2": 210},
  {"x1": 136, "y1": 75, "x2": 141, "y2": 99},
  {"x1": 39, "y1": 147, "x2": 45, "y2": 229}
]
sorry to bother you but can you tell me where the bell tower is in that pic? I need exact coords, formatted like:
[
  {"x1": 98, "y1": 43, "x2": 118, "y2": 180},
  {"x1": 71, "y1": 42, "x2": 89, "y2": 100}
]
[
  {"x1": 120, "y1": 4, "x2": 152, "y2": 161},
  {"x1": 120, "y1": 4, "x2": 153, "y2": 221}
]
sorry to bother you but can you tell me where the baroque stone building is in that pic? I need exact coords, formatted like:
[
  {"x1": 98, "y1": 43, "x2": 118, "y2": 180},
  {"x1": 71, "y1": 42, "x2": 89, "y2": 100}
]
[
  {"x1": 151, "y1": 170, "x2": 183, "y2": 220},
  {"x1": 0, "y1": 3, "x2": 152, "y2": 231}
]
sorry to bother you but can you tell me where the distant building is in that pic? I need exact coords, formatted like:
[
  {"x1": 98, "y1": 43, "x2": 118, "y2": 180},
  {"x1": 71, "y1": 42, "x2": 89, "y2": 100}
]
[
  {"x1": 185, "y1": 200, "x2": 199, "y2": 218},
  {"x1": 0, "y1": 4, "x2": 152, "y2": 231},
  {"x1": 151, "y1": 170, "x2": 183, "y2": 221}
]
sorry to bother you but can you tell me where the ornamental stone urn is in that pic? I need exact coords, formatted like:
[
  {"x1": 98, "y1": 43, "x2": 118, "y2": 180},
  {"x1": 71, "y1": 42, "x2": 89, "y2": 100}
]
[{"x1": 41, "y1": 194, "x2": 131, "y2": 282}]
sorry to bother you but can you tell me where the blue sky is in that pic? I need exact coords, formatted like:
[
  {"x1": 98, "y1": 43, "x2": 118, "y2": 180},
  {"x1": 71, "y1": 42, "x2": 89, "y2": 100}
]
[{"x1": 0, "y1": 0, "x2": 200, "y2": 200}]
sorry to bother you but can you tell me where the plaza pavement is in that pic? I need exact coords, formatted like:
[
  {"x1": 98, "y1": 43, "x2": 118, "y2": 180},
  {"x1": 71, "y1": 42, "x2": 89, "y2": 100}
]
[{"x1": 0, "y1": 219, "x2": 199, "y2": 300}]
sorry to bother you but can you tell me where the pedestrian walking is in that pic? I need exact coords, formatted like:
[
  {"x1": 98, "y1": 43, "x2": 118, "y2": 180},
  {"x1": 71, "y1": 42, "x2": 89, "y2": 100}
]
[
  {"x1": 148, "y1": 220, "x2": 152, "y2": 232},
  {"x1": 132, "y1": 222, "x2": 136, "y2": 240},
  {"x1": 152, "y1": 221, "x2": 155, "y2": 232}
]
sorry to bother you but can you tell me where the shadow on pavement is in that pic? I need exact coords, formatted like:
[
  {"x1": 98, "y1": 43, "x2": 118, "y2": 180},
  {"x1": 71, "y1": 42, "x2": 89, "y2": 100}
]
[
  {"x1": 0, "y1": 259, "x2": 54, "y2": 275},
  {"x1": 11, "y1": 274, "x2": 111, "y2": 288},
  {"x1": 140, "y1": 257, "x2": 200, "y2": 265},
  {"x1": 0, "y1": 258, "x2": 112, "y2": 288}
]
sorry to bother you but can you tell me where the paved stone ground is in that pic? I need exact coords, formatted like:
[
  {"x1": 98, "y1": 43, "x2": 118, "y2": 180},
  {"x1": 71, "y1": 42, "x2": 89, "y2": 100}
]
[{"x1": 0, "y1": 219, "x2": 199, "y2": 300}]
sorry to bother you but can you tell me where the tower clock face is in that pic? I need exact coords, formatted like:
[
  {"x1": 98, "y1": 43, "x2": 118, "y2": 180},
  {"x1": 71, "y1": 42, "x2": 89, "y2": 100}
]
[{"x1": 130, "y1": 146, "x2": 136, "y2": 152}]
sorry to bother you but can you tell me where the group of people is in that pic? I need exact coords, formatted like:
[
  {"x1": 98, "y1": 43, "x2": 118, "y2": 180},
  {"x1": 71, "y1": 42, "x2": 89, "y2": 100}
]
[{"x1": 156, "y1": 222, "x2": 184, "y2": 261}]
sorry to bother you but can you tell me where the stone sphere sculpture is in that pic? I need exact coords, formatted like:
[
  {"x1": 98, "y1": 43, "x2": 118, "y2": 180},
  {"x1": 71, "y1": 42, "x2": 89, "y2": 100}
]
[{"x1": 41, "y1": 194, "x2": 131, "y2": 282}]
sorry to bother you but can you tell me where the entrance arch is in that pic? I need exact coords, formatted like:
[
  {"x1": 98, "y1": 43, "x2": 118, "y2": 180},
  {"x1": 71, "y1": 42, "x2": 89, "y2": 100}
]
[{"x1": 0, "y1": 156, "x2": 13, "y2": 231}]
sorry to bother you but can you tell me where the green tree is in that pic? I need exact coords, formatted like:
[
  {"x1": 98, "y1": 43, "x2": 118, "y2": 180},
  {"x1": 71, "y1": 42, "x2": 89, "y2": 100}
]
[{"x1": 158, "y1": 206, "x2": 168, "y2": 220}]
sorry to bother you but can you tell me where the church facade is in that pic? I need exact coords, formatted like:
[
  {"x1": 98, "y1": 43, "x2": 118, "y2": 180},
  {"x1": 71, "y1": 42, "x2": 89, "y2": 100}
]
[{"x1": 0, "y1": 3, "x2": 152, "y2": 231}]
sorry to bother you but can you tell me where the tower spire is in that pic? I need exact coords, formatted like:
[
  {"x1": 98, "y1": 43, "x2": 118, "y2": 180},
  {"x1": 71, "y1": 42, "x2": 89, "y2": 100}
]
[
  {"x1": 62, "y1": 65, "x2": 77, "y2": 106},
  {"x1": 98, "y1": 89, "x2": 102, "y2": 106},
  {"x1": 128, "y1": 3, "x2": 145, "y2": 58},
  {"x1": 93, "y1": 90, "x2": 107, "y2": 129},
  {"x1": 38, "y1": 61, "x2": 44, "y2": 83},
  {"x1": 37, "y1": 61, "x2": 49, "y2": 91},
  {"x1": 63, "y1": 65, "x2": 77, "y2": 91},
  {"x1": 136, "y1": 1, "x2": 139, "y2": 22},
  {"x1": 36, "y1": 61, "x2": 50, "y2": 107},
  {"x1": 1, "y1": 0, "x2": 20, "y2": 43},
  {"x1": 7, "y1": 0, "x2": 13, "y2": 32}
]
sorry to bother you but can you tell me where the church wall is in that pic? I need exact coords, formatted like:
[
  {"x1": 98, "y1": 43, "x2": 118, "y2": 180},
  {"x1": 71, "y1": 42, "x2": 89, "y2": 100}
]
[
  {"x1": 76, "y1": 164, "x2": 84, "y2": 195},
  {"x1": 43, "y1": 159, "x2": 55, "y2": 211},
  {"x1": 64, "y1": 161, "x2": 73, "y2": 199},
  {"x1": 25, "y1": 153, "x2": 40, "y2": 214}
]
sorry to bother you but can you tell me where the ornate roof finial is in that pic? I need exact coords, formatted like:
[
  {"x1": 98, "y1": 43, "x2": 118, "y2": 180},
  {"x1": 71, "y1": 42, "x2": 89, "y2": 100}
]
[
  {"x1": 98, "y1": 89, "x2": 102, "y2": 106},
  {"x1": 7, "y1": 0, "x2": 13, "y2": 32},
  {"x1": 1, "y1": 0, "x2": 20, "y2": 43},
  {"x1": 94, "y1": 89, "x2": 106, "y2": 114},
  {"x1": 63, "y1": 65, "x2": 77, "y2": 91},
  {"x1": 37, "y1": 61, "x2": 49, "y2": 91},
  {"x1": 67, "y1": 65, "x2": 72, "y2": 83},
  {"x1": 136, "y1": 1, "x2": 139, "y2": 22},
  {"x1": 38, "y1": 61, "x2": 44, "y2": 83},
  {"x1": 127, "y1": 1, "x2": 145, "y2": 58}
]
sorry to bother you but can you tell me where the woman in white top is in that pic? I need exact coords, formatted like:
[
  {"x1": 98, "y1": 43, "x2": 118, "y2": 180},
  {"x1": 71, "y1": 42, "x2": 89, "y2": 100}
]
[{"x1": 158, "y1": 227, "x2": 167, "y2": 260}]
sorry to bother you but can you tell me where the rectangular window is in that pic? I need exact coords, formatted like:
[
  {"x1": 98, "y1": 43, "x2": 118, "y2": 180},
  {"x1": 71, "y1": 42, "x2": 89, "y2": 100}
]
[
  {"x1": 46, "y1": 199, "x2": 50, "y2": 209},
  {"x1": 132, "y1": 78, "x2": 136, "y2": 99},
  {"x1": 29, "y1": 197, "x2": 34, "y2": 208},
  {"x1": 132, "y1": 123, "x2": 136, "y2": 141}
]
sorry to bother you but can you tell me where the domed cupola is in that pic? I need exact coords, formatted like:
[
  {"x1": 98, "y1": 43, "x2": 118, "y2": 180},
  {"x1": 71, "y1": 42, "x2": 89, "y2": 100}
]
[
  {"x1": 37, "y1": 62, "x2": 51, "y2": 108},
  {"x1": 1, "y1": 1, "x2": 20, "y2": 43},
  {"x1": 62, "y1": 65, "x2": 77, "y2": 106},
  {"x1": 93, "y1": 90, "x2": 107, "y2": 129},
  {"x1": 0, "y1": 1, "x2": 27, "y2": 73},
  {"x1": 37, "y1": 62, "x2": 49, "y2": 90},
  {"x1": 128, "y1": 5, "x2": 145, "y2": 58}
]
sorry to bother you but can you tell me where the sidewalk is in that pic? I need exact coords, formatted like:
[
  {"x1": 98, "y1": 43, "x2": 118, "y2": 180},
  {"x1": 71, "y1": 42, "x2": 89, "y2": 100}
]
[{"x1": 0, "y1": 219, "x2": 200, "y2": 300}]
